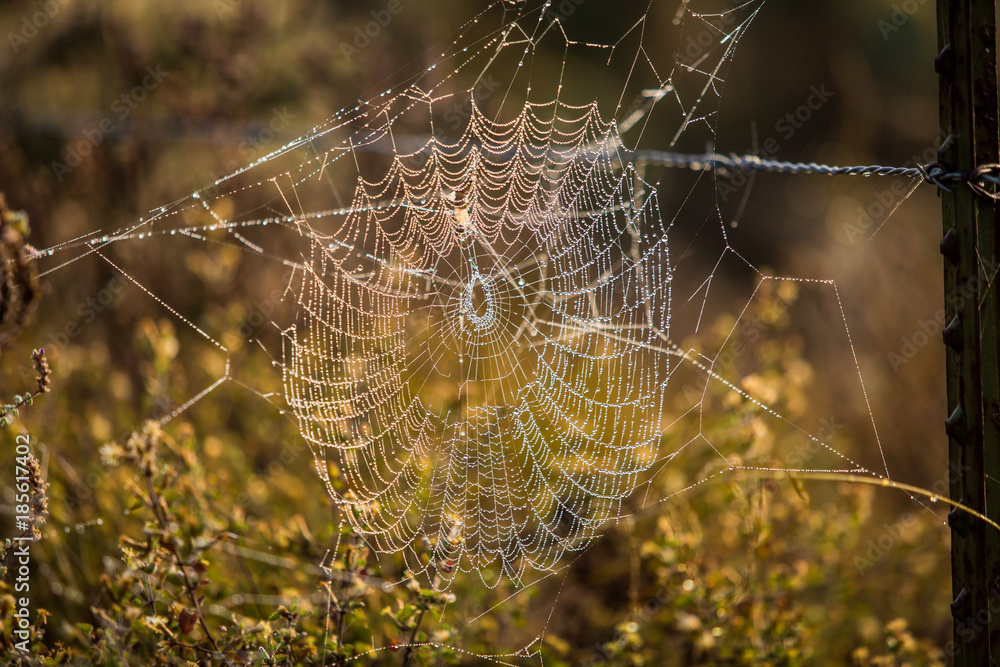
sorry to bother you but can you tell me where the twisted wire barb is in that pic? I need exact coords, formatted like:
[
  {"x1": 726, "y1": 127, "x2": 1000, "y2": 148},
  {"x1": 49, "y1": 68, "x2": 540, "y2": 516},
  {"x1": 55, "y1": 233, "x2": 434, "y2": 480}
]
[{"x1": 631, "y1": 151, "x2": 1000, "y2": 200}]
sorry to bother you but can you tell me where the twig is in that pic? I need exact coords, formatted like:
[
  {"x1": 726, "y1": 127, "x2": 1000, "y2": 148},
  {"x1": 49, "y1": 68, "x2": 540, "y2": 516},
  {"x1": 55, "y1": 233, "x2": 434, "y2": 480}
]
[
  {"x1": 143, "y1": 471, "x2": 231, "y2": 666},
  {"x1": 401, "y1": 604, "x2": 427, "y2": 667},
  {"x1": 0, "y1": 348, "x2": 51, "y2": 424}
]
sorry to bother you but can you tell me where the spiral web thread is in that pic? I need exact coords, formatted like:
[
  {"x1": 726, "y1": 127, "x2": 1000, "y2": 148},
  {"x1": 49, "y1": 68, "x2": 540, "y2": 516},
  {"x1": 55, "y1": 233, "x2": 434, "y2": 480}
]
[
  {"x1": 31, "y1": 0, "x2": 897, "y2": 597},
  {"x1": 284, "y1": 99, "x2": 677, "y2": 586}
]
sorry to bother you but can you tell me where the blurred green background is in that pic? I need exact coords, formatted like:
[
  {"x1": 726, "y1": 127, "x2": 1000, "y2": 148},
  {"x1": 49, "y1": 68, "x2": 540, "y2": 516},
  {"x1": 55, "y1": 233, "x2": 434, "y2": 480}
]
[{"x1": 0, "y1": 0, "x2": 958, "y2": 664}]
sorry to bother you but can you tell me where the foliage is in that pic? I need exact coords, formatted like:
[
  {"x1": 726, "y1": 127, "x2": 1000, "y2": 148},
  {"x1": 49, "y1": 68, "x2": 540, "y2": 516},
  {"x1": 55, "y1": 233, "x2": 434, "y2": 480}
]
[
  {"x1": 1, "y1": 415, "x2": 462, "y2": 666},
  {"x1": 0, "y1": 276, "x2": 953, "y2": 666}
]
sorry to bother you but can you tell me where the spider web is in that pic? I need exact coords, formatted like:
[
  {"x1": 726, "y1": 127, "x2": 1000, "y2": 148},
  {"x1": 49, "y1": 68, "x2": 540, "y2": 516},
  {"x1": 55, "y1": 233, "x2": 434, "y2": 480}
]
[
  {"x1": 285, "y1": 99, "x2": 674, "y2": 585},
  {"x1": 31, "y1": 0, "x2": 906, "y2": 622}
]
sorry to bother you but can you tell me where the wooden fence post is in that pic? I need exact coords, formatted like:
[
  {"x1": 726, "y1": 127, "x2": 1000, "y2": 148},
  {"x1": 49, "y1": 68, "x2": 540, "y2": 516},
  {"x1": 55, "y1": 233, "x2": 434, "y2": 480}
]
[{"x1": 937, "y1": 0, "x2": 1000, "y2": 663}]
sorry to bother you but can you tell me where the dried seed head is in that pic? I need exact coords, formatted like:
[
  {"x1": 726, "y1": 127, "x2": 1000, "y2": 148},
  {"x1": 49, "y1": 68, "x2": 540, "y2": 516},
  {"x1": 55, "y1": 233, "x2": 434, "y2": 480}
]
[
  {"x1": 99, "y1": 441, "x2": 126, "y2": 468},
  {"x1": 26, "y1": 455, "x2": 48, "y2": 515},
  {"x1": 24, "y1": 454, "x2": 48, "y2": 539},
  {"x1": 31, "y1": 348, "x2": 51, "y2": 393}
]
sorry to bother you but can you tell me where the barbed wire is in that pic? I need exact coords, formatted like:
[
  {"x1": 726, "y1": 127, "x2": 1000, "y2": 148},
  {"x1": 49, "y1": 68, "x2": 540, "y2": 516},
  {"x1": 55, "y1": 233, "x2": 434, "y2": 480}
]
[{"x1": 631, "y1": 151, "x2": 1000, "y2": 200}]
